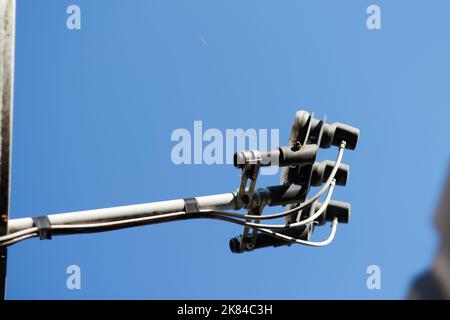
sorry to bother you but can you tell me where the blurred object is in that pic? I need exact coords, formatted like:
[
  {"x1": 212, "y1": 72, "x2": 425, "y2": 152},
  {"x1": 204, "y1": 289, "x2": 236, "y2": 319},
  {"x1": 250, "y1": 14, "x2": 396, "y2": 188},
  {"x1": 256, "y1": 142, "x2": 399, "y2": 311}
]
[{"x1": 408, "y1": 168, "x2": 450, "y2": 299}]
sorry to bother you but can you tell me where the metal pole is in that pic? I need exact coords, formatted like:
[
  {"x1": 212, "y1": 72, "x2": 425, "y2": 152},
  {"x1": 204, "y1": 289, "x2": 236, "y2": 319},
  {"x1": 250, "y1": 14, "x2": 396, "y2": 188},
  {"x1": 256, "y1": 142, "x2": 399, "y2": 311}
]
[
  {"x1": 0, "y1": 0, "x2": 15, "y2": 300},
  {"x1": 8, "y1": 192, "x2": 239, "y2": 234}
]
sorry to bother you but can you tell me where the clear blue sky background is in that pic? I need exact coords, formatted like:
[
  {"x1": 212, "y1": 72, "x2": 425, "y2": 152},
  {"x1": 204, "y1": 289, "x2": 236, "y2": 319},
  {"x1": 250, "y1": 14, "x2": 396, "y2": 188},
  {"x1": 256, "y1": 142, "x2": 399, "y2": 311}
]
[{"x1": 5, "y1": 0, "x2": 450, "y2": 299}]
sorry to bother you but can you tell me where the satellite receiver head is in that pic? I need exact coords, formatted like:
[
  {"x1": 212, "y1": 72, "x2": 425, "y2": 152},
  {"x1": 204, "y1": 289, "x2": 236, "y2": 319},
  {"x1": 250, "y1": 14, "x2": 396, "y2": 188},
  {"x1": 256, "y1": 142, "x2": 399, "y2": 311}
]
[
  {"x1": 280, "y1": 110, "x2": 359, "y2": 186},
  {"x1": 229, "y1": 110, "x2": 359, "y2": 253},
  {"x1": 301, "y1": 200, "x2": 351, "y2": 226},
  {"x1": 311, "y1": 161, "x2": 349, "y2": 187},
  {"x1": 320, "y1": 122, "x2": 359, "y2": 150}
]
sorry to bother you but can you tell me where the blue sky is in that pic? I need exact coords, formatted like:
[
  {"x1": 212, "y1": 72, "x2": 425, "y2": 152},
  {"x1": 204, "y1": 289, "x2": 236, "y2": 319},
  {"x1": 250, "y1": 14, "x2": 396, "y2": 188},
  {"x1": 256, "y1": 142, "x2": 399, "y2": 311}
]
[{"x1": 5, "y1": 0, "x2": 450, "y2": 299}]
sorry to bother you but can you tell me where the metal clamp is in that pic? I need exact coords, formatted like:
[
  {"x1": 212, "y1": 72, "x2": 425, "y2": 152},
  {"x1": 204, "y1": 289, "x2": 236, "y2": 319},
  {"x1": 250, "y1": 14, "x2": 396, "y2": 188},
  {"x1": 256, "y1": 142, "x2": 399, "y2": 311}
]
[
  {"x1": 237, "y1": 150, "x2": 262, "y2": 208},
  {"x1": 238, "y1": 204, "x2": 265, "y2": 252},
  {"x1": 32, "y1": 216, "x2": 52, "y2": 240},
  {"x1": 184, "y1": 198, "x2": 200, "y2": 214}
]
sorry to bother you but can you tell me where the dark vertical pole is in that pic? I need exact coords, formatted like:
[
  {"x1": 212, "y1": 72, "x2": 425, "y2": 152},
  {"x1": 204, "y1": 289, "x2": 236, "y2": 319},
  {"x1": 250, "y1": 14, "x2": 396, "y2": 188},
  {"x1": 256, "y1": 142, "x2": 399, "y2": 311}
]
[{"x1": 0, "y1": 0, "x2": 15, "y2": 300}]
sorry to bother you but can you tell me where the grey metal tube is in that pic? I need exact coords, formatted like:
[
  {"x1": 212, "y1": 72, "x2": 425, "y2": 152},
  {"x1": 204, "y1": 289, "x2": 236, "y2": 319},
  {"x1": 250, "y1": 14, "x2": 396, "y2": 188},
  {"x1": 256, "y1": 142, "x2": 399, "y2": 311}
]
[
  {"x1": 233, "y1": 144, "x2": 318, "y2": 168},
  {"x1": 7, "y1": 192, "x2": 238, "y2": 233}
]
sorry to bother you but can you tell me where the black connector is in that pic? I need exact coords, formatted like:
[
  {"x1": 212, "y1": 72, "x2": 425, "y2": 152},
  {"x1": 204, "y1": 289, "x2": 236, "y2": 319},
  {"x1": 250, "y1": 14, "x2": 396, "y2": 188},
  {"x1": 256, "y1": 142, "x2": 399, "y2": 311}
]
[
  {"x1": 310, "y1": 160, "x2": 349, "y2": 186},
  {"x1": 229, "y1": 225, "x2": 310, "y2": 254},
  {"x1": 304, "y1": 200, "x2": 351, "y2": 225},
  {"x1": 228, "y1": 200, "x2": 351, "y2": 253},
  {"x1": 319, "y1": 122, "x2": 360, "y2": 150}
]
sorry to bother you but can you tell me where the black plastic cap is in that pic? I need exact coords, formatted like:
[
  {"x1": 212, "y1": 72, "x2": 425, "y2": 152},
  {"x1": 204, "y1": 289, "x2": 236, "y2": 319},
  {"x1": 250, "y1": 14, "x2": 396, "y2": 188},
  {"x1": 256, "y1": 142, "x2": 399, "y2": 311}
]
[
  {"x1": 325, "y1": 200, "x2": 351, "y2": 224},
  {"x1": 310, "y1": 160, "x2": 349, "y2": 186},
  {"x1": 229, "y1": 225, "x2": 310, "y2": 253},
  {"x1": 229, "y1": 237, "x2": 244, "y2": 253},
  {"x1": 311, "y1": 200, "x2": 351, "y2": 225},
  {"x1": 321, "y1": 122, "x2": 360, "y2": 150}
]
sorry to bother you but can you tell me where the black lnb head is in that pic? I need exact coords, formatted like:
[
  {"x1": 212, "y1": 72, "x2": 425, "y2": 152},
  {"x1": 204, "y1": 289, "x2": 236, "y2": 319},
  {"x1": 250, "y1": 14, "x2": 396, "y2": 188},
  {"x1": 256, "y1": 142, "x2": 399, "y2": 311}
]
[
  {"x1": 229, "y1": 200, "x2": 351, "y2": 253},
  {"x1": 229, "y1": 225, "x2": 310, "y2": 253},
  {"x1": 288, "y1": 111, "x2": 359, "y2": 151},
  {"x1": 308, "y1": 200, "x2": 351, "y2": 225},
  {"x1": 311, "y1": 160, "x2": 349, "y2": 186},
  {"x1": 319, "y1": 121, "x2": 360, "y2": 150}
]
